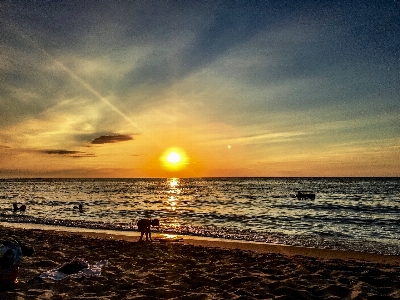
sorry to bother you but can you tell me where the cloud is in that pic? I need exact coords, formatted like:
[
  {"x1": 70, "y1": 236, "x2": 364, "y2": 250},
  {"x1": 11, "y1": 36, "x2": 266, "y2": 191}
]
[
  {"x1": 0, "y1": 0, "x2": 399, "y2": 177},
  {"x1": 91, "y1": 134, "x2": 133, "y2": 144},
  {"x1": 114, "y1": 2, "x2": 278, "y2": 98},
  {"x1": 40, "y1": 150, "x2": 95, "y2": 158}
]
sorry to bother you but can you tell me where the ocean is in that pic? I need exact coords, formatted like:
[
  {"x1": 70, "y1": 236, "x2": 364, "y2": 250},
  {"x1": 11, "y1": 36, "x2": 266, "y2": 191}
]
[{"x1": 0, "y1": 177, "x2": 399, "y2": 255}]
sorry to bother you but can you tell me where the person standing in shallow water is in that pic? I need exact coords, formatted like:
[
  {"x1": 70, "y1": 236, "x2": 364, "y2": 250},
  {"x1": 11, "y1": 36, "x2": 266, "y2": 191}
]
[{"x1": 137, "y1": 219, "x2": 159, "y2": 242}]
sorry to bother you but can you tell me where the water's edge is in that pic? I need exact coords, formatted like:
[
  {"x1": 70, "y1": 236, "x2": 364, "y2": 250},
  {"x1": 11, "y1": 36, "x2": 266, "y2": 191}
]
[{"x1": 1, "y1": 215, "x2": 399, "y2": 256}]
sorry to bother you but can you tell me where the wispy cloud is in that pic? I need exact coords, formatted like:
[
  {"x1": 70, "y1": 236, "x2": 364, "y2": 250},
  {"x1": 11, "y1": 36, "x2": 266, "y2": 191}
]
[
  {"x1": 215, "y1": 131, "x2": 306, "y2": 146},
  {"x1": 91, "y1": 134, "x2": 133, "y2": 145},
  {"x1": 40, "y1": 150, "x2": 95, "y2": 158},
  {"x1": 0, "y1": 1, "x2": 398, "y2": 177}
]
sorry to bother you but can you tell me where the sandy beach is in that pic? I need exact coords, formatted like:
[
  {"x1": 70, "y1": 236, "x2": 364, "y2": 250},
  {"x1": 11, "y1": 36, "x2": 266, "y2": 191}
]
[{"x1": 1, "y1": 226, "x2": 400, "y2": 299}]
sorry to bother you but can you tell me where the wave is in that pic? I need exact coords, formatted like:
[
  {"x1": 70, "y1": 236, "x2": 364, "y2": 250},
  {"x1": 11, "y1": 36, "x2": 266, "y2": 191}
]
[{"x1": 1, "y1": 213, "x2": 399, "y2": 256}]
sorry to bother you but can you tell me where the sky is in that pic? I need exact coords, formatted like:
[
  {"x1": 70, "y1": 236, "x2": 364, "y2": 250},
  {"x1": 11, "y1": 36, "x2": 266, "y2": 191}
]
[{"x1": 0, "y1": 0, "x2": 399, "y2": 178}]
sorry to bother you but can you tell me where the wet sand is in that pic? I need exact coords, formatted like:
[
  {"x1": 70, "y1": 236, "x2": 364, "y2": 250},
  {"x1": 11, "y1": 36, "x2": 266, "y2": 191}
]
[{"x1": 1, "y1": 226, "x2": 400, "y2": 299}]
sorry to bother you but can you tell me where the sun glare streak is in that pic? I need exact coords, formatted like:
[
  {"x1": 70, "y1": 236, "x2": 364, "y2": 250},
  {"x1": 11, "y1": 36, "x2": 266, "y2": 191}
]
[
  {"x1": 8, "y1": 22, "x2": 141, "y2": 133},
  {"x1": 45, "y1": 55, "x2": 141, "y2": 132},
  {"x1": 53, "y1": 62, "x2": 141, "y2": 131}
]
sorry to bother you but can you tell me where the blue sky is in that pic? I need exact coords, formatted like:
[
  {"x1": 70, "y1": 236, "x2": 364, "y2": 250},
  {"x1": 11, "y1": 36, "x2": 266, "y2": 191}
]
[{"x1": 0, "y1": 0, "x2": 399, "y2": 177}]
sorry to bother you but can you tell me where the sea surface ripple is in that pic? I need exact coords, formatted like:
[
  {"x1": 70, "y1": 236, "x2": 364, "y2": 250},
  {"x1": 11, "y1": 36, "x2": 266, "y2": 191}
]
[{"x1": 0, "y1": 177, "x2": 399, "y2": 255}]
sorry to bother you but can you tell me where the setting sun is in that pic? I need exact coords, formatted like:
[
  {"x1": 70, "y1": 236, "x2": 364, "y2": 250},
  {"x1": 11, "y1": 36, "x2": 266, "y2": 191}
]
[
  {"x1": 160, "y1": 148, "x2": 189, "y2": 172},
  {"x1": 167, "y1": 152, "x2": 181, "y2": 164}
]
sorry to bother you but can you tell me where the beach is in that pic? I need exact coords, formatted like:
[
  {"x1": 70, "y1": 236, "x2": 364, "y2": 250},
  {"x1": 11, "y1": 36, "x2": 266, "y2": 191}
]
[{"x1": 1, "y1": 226, "x2": 400, "y2": 299}]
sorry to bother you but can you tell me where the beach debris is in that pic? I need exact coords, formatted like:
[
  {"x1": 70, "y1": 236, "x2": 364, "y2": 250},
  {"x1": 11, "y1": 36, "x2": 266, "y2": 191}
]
[{"x1": 39, "y1": 258, "x2": 108, "y2": 281}]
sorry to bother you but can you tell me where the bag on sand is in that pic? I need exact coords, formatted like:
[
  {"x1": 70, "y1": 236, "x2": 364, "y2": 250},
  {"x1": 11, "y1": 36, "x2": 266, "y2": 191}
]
[{"x1": 0, "y1": 239, "x2": 23, "y2": 286}]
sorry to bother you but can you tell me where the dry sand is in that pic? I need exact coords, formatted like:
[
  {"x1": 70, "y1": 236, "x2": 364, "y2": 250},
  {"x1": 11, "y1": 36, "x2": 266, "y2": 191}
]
[{"x1": 1, "y1": 226, "x2": 400, "y2": 299}]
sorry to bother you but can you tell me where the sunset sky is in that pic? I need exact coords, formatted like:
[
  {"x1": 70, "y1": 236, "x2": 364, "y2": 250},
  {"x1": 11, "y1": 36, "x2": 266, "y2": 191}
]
[{"x1": 1, "y1": 0, "x2": 399, "y2": 178}]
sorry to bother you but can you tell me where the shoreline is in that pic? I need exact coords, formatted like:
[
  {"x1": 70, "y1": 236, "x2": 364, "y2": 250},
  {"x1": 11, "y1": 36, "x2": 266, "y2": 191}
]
[
  {"x1": 1, "y1": 225, "x2": 400, "y2": 299},
  {"x1": 2, "y1": 222, "x2": 399, "y2": 264},
  {"x1": 2, "y1": 212, "x2": 399, "y2": 258}
]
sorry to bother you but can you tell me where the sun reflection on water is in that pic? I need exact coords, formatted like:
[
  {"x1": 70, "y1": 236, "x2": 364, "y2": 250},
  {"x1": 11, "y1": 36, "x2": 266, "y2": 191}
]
[
  {"x1": 169, "y1": 178, "x2": 179, "y2": 189},
  {"x1": 160, "y1": 234, "x2": 179, "y2": 239},
  {"x1": 163, "y1": 178, "x2": 182, "y2": 227},
  {"x1": 168, "y1": 196, "x2": 177, "y2": 211}
]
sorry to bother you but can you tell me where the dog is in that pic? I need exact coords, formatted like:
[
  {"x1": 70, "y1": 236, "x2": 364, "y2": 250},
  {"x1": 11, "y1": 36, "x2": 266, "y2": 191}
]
[{"x1": 137, "y1": 219, "x2": 159, "y2": 241}]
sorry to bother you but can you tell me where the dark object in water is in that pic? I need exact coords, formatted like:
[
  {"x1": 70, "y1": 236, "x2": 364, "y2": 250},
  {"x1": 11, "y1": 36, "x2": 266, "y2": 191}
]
[
  {"x1": 295, "y1": 191, "x2": 316, "y2": 200},
  {"x1": 73, "y1": 204, "x2": 83, "y2": 212},
  {"x1": 12, "y1": 204, "x2": 26, "y2": 212}
]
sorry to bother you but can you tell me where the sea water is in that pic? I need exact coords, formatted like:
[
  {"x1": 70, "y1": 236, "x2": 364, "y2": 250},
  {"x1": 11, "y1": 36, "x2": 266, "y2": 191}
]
[{"x1": 0, "y1": 178, "x2": 399, "y2": 255}]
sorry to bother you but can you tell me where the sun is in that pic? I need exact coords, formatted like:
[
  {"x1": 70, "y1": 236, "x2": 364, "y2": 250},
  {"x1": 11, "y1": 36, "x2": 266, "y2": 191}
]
[
  {"x1": 167, "y1": 151, "x2": 181, "y2": 164},
  {"x1": 160, "y1": 147, "x2": 188, "y2": 171}
]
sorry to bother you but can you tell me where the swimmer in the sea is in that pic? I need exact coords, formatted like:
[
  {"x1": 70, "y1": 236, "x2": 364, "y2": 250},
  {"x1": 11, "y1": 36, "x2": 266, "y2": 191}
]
[
  {"x1": 73, "y1": 204, "x2": 83, "y2": 212},
  {"x1": 12, "y1": 204, "x2": 26, "y2": 212}
]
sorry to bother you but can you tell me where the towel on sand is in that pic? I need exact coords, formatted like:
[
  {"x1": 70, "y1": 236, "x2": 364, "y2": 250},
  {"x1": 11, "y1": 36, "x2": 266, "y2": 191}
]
[{"x1": 39, "y1": 258, "x2": 108, "y2": 281}]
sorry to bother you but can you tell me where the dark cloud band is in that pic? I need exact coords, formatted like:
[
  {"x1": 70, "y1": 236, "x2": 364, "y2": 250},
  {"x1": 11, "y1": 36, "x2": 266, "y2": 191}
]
[
  {"x1": 91, "y1": 135, "x2": 133, "y2": 144},
  {"x1": 40, "y1": 150, "x2": 95, "y2": 158}
]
